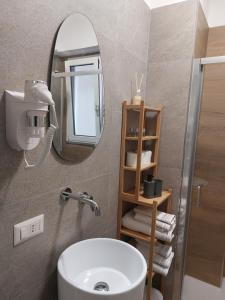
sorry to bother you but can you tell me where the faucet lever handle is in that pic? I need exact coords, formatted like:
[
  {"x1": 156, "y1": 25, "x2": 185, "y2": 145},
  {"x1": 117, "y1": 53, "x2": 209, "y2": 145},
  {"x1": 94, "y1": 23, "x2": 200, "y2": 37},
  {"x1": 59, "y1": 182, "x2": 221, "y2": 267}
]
[{"x1": 81, "y1": 192, "x2": 93, "y2": 200}]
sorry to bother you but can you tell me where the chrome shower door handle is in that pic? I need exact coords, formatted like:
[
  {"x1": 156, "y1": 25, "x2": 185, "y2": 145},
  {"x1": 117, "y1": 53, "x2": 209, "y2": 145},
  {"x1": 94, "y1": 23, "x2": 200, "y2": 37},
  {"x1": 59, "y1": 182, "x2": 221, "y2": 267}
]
[
  {"x1": 193, "y1": 177, "x2": 208, "y2": 207},
  {"x1": 196, "y1": 184, "x2": 201, "y2": 207}
]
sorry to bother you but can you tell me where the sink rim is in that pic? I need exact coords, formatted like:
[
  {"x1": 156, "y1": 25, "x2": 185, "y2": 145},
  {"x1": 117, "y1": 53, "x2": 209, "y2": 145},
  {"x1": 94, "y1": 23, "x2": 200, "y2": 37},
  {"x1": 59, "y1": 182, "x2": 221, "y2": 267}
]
[{"x1": 58, "y1": 238, "x2": 147, "y2": 296}]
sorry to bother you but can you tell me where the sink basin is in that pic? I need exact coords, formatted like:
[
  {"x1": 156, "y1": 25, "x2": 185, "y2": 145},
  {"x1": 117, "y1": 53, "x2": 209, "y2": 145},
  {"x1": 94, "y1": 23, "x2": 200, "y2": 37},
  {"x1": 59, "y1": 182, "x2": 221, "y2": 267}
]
[{"x1": 58, "y1": 238, "x2": 147, "y2": 300}]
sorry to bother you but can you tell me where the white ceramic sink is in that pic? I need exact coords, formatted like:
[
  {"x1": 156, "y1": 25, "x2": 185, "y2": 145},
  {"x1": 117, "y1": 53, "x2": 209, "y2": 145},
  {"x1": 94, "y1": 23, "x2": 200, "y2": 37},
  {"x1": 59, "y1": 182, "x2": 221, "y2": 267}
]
[{"x1": 58, "y1": 238, "x2": 147, "y2": 300}]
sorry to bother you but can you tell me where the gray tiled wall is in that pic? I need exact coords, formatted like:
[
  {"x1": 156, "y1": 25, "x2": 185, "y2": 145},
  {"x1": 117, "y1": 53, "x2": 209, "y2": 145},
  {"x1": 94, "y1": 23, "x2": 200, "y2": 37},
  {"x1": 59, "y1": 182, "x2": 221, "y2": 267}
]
[
  {"x1": 0, "y1": 1, "x2": 151, "y2": 299},
  {"x1": 146, "y1": 1, "x2": 198, "y2": 299}
]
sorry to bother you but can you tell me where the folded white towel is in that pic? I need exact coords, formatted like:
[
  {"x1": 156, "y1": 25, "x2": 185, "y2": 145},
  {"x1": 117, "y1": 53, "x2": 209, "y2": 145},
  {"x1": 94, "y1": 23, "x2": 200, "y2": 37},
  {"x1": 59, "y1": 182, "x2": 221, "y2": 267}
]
[
  {"x1": 155, "y1": 242, "x2": 172, "y2": 258},
  {"x1": 153, "y1": 263, "x2": 171, "y2": 277},
  {"x1": 134, "y1": 212, "x2": 175, "y2": 232},
  {"x1": 137, "y1": 239, "x2": 172, "y2": 258},
  {"x1": 122, "y1": 211, "x2": 175, "y2": 242},
  {"x1": 136, "y1": 242, "x2": 174, "y2": 277},
  {"x1": 134, "y1": 206, "x2": 176, "y2": 226},
  {"x1": 154, "y1": 252, "x2": 174, "y2": 268},
  {"x1": 136, "y1": 242, "x2": 174, "y2": 268}
]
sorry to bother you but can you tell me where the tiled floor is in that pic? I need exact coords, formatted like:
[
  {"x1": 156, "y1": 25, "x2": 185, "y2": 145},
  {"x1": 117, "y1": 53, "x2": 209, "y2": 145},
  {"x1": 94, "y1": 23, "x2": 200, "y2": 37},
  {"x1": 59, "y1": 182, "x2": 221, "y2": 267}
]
[{"x1": 182, "y1": 275, "x2": 225, "y2": 300}]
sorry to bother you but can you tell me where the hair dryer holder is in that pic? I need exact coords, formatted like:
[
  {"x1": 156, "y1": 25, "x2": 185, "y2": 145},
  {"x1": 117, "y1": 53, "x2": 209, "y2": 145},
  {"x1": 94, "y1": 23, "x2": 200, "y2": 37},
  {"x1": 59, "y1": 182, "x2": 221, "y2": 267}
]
[{"x1": 5, "y1": 90, "x2": 49, "y2": 151}]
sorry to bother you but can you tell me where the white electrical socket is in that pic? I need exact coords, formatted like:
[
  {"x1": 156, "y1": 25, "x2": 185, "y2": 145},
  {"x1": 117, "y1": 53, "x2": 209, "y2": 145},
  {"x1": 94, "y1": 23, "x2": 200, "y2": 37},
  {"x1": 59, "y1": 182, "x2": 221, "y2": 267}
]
[{"x1": 14, "y1": 214, "x2": 44, "y2": 246}]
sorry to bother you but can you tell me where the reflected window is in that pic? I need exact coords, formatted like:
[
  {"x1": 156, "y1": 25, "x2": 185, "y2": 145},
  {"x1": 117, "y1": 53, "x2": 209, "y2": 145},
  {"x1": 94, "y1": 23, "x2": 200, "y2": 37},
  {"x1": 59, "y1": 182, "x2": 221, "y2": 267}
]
[{"x1": 65, "y1": 56, "x2": 103, "y2": 145}]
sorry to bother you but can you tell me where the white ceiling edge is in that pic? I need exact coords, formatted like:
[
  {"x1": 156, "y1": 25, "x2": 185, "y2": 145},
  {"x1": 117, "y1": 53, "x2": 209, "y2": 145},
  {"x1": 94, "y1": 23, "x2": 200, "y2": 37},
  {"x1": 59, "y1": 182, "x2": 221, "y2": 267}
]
[
  {"x1": 144, "y1": 0, "x2": 187, "y2": 9},
  {"x1": 144, "y1": 0, "x2": 225, "y2": 27},
  {"x1": 200, "y1": 0, "x2": 225, "y2": 28}
]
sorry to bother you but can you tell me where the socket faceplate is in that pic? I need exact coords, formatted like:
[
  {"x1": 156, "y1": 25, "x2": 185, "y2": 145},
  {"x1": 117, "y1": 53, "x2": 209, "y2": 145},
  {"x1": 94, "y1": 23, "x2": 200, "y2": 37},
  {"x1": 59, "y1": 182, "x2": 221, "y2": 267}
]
[{"x1": 14, "y1": 214, "x2": 44, "y2": 246}]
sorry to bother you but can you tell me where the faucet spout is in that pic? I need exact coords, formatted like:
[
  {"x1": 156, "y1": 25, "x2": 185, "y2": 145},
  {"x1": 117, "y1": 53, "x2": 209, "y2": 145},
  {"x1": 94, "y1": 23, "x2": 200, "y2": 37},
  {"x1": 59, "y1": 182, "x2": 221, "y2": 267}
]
[
  {"x1": 61, "y1": 188, "x2": 101, "y2": 216},
  {"x1": 80, "y1": 193, "x2": 101, "y2": 216},
  {"x1": 92, "y1": 202, "x2": 101, "y2": 216}
]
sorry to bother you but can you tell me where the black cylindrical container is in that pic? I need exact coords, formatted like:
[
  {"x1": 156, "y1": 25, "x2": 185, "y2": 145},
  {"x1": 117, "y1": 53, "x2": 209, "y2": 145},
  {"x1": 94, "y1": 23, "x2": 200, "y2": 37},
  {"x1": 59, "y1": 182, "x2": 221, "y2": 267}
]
[
  {"x1": 144, "y1": 180, "x2": 155, "y2": 198},
  {"x1": 154, "y1": 179, "x2": 163, "y2": 197}
]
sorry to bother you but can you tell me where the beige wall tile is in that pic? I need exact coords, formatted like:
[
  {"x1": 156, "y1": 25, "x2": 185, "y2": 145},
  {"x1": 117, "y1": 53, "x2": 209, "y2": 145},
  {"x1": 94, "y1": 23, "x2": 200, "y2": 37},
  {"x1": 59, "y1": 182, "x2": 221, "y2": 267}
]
[{"x1": 0, "y1": 1, "x2": 151, "y2": 299}]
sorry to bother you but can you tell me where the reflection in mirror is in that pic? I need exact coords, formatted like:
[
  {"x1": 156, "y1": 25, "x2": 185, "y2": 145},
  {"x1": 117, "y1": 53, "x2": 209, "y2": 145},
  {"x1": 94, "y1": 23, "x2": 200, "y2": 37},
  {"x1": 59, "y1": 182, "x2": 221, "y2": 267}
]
[{"x1": 50, "y1": 13, "x2": 104, "y2": 162}]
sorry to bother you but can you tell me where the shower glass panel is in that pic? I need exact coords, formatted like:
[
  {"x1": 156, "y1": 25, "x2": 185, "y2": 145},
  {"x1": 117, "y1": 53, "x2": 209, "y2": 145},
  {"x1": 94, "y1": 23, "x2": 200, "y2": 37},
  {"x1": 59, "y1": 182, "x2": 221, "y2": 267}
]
[{"x1": 185, "y1": 62, "x2": 225, "y2": 287}]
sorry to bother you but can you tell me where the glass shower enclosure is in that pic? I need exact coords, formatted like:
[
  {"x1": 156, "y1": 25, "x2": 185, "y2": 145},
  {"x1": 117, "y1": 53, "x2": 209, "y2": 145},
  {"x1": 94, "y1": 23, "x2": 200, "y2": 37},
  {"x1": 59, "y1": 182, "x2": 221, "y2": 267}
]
[
  {"x1": 186, "y1": 57, "x2": 225, "y2": 287},
  {"x1": 176, "y1": 55, "x2": 225, "y2": 299}
]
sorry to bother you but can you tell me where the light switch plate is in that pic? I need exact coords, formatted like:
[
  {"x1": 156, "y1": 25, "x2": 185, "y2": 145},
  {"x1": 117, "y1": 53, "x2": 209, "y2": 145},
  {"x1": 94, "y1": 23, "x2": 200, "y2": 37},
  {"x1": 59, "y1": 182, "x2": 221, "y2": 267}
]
[{"x1": 14, "y1": 214, "x2": 44, "y2": 246}]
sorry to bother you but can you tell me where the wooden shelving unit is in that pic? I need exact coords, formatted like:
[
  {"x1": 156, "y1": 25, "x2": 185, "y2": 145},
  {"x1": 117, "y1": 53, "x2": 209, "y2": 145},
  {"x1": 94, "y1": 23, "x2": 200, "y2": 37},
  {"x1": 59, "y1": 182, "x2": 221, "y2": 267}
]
[{"x1": 117, "y1": 100, "x2": 172, "y2": 300}]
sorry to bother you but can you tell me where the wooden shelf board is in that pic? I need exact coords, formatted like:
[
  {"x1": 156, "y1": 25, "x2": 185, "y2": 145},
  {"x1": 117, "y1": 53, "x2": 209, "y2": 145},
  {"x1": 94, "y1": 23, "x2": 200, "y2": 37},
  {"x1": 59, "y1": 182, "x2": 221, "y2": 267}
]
[
  {"x1": 125, "y1": 104, "x2": 162, "y2": 112},
  {"x1": 125, "y1": 136, "x2": 159, "y2": 141},
  {"x1": 145, "y1": 106, "x2": 162, "y2": 112},
  {"x1": 123, "y1": 162, "x2": 157, "y2": 172},
  {"x1": 120, "y1": 227, "x2": 154, "y2": 242},
  {"x1": 121, "y1": 190, "x2": 171, "y2": 207}
]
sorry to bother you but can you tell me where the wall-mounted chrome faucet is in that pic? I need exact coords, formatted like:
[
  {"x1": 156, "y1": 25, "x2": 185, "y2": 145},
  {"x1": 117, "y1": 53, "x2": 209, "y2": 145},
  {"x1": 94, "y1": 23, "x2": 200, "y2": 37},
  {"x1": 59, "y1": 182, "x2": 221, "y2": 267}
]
[{"x1": 60, "y1": 188, "x2": 101, "y2": 216}]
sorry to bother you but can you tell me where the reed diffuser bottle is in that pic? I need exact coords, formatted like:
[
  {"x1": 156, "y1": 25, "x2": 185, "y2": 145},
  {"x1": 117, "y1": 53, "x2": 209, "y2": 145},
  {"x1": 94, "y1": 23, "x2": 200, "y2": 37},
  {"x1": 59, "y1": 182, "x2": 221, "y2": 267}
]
[{"x1": 132, "y1": 73, "x2": 144, "y2": 105}]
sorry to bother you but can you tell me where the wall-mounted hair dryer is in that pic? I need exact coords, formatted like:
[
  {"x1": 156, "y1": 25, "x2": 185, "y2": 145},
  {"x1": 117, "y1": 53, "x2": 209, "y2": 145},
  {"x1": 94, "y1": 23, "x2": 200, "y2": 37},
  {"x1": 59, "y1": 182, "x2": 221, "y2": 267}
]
[{"x1": 5, "y1": 80, "x2": 58, "y2": 168}]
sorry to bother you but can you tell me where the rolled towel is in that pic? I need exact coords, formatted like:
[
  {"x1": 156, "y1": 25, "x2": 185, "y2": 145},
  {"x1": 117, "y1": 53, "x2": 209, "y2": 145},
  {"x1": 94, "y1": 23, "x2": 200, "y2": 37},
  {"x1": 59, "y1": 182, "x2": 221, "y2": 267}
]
[
  {"x1": 134, "y1": 212, "x2": 175, "y2": 232},
  {"x1": 122, "y1": 211, "x2": 175, "y2": 242},
  {"x1": 137, "y1": 239, "x2": 172, "y2": 258},
  {"x1": 134, "y1": 206, "x2": 176, "y2": 225}
]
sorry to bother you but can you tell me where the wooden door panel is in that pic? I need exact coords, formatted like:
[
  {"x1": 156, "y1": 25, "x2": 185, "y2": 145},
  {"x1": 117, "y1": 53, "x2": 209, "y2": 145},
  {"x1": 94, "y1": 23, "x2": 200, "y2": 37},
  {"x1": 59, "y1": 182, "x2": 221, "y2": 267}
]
[{"x1": 186, "y1": 202, "x2": 225, "y2": 286}]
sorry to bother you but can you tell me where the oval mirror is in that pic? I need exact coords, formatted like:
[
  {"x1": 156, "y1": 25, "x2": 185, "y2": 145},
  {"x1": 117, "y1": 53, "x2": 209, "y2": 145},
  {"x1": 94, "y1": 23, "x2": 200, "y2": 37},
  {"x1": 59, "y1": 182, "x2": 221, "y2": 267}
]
[{"x1": 50, "y1": 13, "x2": 104, "y2": 162}]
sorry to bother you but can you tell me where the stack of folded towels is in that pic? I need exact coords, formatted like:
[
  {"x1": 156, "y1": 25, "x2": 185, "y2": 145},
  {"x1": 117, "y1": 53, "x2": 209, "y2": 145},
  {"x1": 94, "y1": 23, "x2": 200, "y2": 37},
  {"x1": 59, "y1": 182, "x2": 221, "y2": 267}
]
[
  {"x1": 135, "y1": 239, "x2": 174, "y2": 276},
  {"x1": 122, "y1": 205, "x2": 176, "y2": 276},
  {"x1": 122, "y1": 205, "x2": 176, "y2": 243}
]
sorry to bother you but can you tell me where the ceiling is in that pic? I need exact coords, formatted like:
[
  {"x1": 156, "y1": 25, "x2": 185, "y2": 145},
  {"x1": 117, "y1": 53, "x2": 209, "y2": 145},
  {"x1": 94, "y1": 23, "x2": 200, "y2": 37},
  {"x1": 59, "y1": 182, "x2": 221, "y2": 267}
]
[{"x1": 144, "y1": 0, "x2": 225, "y2": 27}]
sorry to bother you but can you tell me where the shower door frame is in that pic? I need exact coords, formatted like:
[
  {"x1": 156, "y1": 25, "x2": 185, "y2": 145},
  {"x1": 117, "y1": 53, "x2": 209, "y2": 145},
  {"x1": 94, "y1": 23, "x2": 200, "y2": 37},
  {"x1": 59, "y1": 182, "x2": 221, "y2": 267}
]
[{"x1": 174, "y1": 55, "x2": 225, "y2": 300}]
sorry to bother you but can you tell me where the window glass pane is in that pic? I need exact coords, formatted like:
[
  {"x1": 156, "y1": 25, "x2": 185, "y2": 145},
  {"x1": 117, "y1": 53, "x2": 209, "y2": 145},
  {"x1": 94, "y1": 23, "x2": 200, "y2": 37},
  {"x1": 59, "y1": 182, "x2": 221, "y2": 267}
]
[{"x1": 70, "y1": 63, "x2": 99, "y2": 137}]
